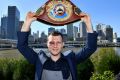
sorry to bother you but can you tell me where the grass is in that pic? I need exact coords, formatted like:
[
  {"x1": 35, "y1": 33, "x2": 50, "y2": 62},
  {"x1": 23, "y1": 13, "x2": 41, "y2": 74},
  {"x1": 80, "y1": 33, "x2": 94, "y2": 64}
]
[{"x1": 0, "y1": 49, "x2": 23, "y2": 59}]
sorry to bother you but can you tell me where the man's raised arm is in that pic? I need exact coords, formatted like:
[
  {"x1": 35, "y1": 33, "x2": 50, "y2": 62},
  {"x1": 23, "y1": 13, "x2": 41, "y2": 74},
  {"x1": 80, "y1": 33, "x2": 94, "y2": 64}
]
[
  {"x1": 17, "y1": 12, "x2": 38, "y2": 64},
  {"x1": 75, "y1": 13, "x2": 98, "y2": 63}
]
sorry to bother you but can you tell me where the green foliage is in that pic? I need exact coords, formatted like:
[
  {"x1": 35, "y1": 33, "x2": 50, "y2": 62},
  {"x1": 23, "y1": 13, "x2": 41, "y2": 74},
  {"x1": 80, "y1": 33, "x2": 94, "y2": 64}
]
[
  {"x1": 0, "y1": 58, "x2": 35, "y2": 80},
  {"x1": 91, "y1": 48, "x2": 120, "y2": 75},
  {"x1": 90, "y1": 71, "x2": 115, "y2": 80},
  {"x1": 13, "y1": 59, "x2": 35, "y2": 80},
  {"x1": 0, "y1": 59, "x2": 4, "y2": 79},
  {"x1": 77, "y1": 59, "x2": 94, "y2": 80},
  {"x1": 1, "y1": 59, "x2": 15, "y2": 80},
  {"x1": 0, "y1": 48, "x2": 120, "y2": 80}
]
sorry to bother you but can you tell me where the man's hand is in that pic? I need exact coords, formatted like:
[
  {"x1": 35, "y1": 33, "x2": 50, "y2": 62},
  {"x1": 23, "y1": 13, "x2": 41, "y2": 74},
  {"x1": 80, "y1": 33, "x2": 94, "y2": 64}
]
[
  {"x1": 79, "y1": 12, "x2": 93, "y2": 33},
  {"x1": 21, "y1": 12, "x2": 37, "y2": 32}
]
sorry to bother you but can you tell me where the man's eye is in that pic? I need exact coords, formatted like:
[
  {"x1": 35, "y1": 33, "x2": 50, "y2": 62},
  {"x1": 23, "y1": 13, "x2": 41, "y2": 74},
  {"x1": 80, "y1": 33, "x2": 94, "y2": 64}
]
[
  {"x1": 49, "y1": 42, "x2": 62, "y2": 45},
  {"x1": 57, "y1": 42, "x2": 62, "y2": 44},
  {"x1": 49, "y1": 42, "x2": 54, "y2": 44}
]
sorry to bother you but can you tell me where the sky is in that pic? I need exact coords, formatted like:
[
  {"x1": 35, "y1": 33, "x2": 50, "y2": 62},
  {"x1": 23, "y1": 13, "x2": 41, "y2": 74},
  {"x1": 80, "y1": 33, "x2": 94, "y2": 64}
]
[{"x1": 0, "y1": 0, "x2": 120, "y2": 37}]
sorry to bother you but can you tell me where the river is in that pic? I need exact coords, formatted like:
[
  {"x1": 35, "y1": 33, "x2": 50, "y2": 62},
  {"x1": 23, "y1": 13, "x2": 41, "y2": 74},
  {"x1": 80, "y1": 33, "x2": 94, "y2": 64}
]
[
  {"x1": 0, "y1": 47, "x2": 120, "y2": 58},
  {"x1": 34, "y1": 47, "x2": 120, "y2": 55},
  {"x1": 114, "y1": 47, "x2": 120, "y2": 55}
]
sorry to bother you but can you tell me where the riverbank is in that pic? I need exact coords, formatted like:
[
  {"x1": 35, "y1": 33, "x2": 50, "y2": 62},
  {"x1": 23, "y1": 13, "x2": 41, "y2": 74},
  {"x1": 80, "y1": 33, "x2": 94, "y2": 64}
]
[
  {"x1": 0, "y1": 48, "x2": 16, "y2": 51},
  {"x1": 0, "y1": 47, "x2": 120, "y2": 59},
  {"x1": 0, "y1": 49, "x2": 22, "y2": 59}
]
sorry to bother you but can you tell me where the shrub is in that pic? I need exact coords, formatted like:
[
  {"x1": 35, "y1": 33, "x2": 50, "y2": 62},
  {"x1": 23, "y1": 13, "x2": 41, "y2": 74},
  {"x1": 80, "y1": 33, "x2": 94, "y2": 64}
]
[
  {"x1": 77, "y1": 58, "x2": 94, "y2": 80},
  {"x1": 1, "y1": 59, "x2": 15, "y2": 80},
  {"x1": 0, "y1": 58, "x2": 35, "y2": 80},
  {"x1": 13, "y1": 59, "x2": 35, "y2": 80},
  {"x1": 90, "y1": 71, "x2": 115, "y2": 80},
  {"x1": 0, "y1": 59, "x2": 4, "y2": 79},
  {"x1": 91, "y1": 48, "x2": 120, "y2": 75}
]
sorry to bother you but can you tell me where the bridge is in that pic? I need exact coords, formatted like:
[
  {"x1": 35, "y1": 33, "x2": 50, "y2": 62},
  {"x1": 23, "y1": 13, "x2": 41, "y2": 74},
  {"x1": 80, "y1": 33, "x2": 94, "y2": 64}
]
[{"x1": 0, "y1": 39, "x2": 17, "y2": 49}]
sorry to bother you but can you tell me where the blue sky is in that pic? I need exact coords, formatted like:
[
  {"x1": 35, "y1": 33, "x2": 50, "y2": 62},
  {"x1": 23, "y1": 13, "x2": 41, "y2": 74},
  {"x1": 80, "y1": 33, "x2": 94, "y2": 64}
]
[{"x1": 0, "y1": 0, "x2": 120, "y2": 37}]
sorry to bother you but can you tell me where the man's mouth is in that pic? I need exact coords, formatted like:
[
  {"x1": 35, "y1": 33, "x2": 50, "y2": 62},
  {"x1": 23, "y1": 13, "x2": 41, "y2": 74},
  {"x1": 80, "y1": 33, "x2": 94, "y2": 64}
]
[{"x1": 53, "y1": 49, "x2": 58, "y2": 51}]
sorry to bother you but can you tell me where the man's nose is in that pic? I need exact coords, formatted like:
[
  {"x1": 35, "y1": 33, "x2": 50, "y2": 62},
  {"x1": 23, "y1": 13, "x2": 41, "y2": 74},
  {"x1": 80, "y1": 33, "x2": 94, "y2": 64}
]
[{"x1": 53, "y1": 43, "x2": 58, "y2": 47}]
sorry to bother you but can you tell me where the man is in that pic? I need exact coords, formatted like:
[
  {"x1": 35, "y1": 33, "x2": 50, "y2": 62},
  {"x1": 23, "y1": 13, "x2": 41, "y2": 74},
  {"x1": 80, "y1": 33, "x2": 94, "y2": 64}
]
[{"x1": 17, "y1": 12, "x2": 98, "y2": 80}]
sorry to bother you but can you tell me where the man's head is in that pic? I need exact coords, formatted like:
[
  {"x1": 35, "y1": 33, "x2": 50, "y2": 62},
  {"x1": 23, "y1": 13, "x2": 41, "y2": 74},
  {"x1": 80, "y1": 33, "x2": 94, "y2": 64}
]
[{"x1": 47, "y1": 31, "x2": 64, "y2": 56}]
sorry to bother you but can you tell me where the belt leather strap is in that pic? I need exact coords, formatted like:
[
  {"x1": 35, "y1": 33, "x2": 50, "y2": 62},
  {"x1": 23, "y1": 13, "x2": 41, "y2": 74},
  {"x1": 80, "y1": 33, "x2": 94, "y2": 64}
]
[{"x1": 35, "y1": 0, "x2": 82, "y2": 26}]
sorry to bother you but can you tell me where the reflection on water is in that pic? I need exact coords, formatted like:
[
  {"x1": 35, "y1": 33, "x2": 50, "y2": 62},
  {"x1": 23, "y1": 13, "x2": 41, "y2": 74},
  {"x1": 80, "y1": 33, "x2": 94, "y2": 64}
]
[{"x1": 114, "y1": 47, "x2": 120, "y2": 56}]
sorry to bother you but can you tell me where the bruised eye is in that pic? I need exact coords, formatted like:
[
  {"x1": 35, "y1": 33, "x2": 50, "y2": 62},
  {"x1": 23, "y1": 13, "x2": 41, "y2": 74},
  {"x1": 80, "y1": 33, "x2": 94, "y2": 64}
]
[
  {"x1": 49, "y1": 41, "x2": 62, "y2": 45},
  {"x1": 49, "y1": 42, "x2": 54, "y2": 45}
]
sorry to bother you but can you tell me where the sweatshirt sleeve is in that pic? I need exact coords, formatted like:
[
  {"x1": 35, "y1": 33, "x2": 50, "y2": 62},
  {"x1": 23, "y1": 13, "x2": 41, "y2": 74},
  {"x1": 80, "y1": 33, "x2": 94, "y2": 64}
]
[
  {"x1": 75, "y1": 31, "x2": 98, "y2": 64},
  {"x1": 17, "y1": 31, "x2": 38, "y2": 64}
]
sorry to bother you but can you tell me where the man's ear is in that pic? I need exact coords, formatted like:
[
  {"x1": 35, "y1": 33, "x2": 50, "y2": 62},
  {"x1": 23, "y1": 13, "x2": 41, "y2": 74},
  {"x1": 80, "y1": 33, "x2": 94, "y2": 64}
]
[
  {"x1": 62, "y1": 42, "x2": 65, "y2": 47},
  {"x1": 47, "y1": 41, "x2": 49, "y2": 47}
]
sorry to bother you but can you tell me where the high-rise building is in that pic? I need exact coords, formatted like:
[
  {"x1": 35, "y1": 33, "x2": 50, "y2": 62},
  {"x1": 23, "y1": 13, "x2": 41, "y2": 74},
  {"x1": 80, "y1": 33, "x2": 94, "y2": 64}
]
[
  {"x1": 60, "y1": 28, "x2": 67, "y2": 42},
  {"x1": 117, "y1": 37, "x2": 120, "y2": 42},
  {"x1": 73, "y1": 26, "x2": 78, "y2": 41},
  {"x1": 56, "y1": 28, "x2": 66, "y2": 34},
  {"x1": 60, "y1": 28, "x2": 66, "y2": 34},
  {"x1": 77, "y1": 32, "x2": 80, "y2": 38},
  {"x1": 48, "y1": 27, "x2": 55, "y2": 35},
  {"x1": 113, "y1": 32, "x2": 117, "y2": 43},
  {"x1": 7, "y1": 6, "x2": 20, "y2": 39},
  {"x1": 55, "y1": 28, "x2": 67, "y2": 42},
  {"x1": 41, "y1": 31, "x2": 47, "y2": 39},
  {"x1": 33, "y1": 30, "x2": 39, "y2": 39},
  {"x1": 40, "y1": 31, "x2": 47, "y2": 43},
  {"x1": 96, "y1": 23, "x2": 113, "y2": 42},
  {"x1": 105, "y1": 25, "x2": 113, "y2": 42},
  {"x1": 19, "y1": 21, "x2": 24, "y2": 31},
  {"x1": 0, "y1": 26, "x2": 1, "y2": 38},
  {"x1": 67, "y1": 23, "x2": 74, "y2": 40},
  {"x1": 55, "y1": 29, "x2": 60, "y2": 32},
  {"x1": 32, "y1": 31, "x2": 40, "y2": 43},
  {"x1": 96, "y1": 24, "x2": 103, "y2": 36},
  {"x1": 96, "y1": 23, "x2": 106, "y2": 40},
  {"x1": 79, "y1": 22, "x2": 87, "y2": 38},
  {"x1": 1, "y1": 16, "x2": 8, "y2": 39}
]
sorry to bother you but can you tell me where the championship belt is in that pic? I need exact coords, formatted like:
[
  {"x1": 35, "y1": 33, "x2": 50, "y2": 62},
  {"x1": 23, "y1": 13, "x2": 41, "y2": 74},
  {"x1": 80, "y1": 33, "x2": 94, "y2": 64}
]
[{"x1": 35, "y1": 0, "x2": 81, "y2": 26}]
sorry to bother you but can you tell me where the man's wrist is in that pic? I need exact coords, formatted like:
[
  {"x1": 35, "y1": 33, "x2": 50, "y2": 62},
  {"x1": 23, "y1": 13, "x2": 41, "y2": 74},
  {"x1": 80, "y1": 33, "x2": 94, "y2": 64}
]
[
  {"x1": 21, "y1": 21, "x2": 31, "y2": 32},
  {"x1": 85, "y1": 21, "x2": 94, "y2": 33}
]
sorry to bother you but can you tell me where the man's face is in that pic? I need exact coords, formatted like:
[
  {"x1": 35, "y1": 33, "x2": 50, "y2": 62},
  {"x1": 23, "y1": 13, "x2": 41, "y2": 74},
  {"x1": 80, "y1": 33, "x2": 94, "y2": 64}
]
[{"x1": 47, "y1": 35, "x2": 64, "y2": 56}]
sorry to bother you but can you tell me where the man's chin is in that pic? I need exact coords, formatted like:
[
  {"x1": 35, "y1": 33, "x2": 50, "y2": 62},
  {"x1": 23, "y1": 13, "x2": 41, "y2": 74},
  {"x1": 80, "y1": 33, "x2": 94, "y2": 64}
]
[{"x1": 51, "y1": 52, "x2": 60, "y2": 56}]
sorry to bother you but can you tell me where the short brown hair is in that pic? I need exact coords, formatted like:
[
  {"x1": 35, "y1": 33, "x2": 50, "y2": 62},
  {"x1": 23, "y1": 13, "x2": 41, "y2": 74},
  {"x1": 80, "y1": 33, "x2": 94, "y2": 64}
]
[{"x1": 48, "y1": 31, "x2": 64, "y2": 41}]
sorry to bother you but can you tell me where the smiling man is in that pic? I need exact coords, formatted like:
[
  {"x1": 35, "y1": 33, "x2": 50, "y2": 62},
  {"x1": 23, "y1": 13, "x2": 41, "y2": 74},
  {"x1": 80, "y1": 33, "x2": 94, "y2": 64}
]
[{"x1": 17, "y1": 11, "x2": 98, "y2": 80}]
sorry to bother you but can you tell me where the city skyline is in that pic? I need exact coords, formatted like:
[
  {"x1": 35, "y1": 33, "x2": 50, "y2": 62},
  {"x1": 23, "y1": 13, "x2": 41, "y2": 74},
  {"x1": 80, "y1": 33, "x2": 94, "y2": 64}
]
[{"x1": 0, "y1": 0, "x2": 120, "y2": 37}]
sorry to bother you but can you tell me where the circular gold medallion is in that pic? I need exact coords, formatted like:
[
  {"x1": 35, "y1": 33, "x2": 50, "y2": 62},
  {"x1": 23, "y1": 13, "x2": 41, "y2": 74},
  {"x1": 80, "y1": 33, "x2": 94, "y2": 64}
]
[{"x1": 47, "y1": 1, "x2": 73, "y2": 22}]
